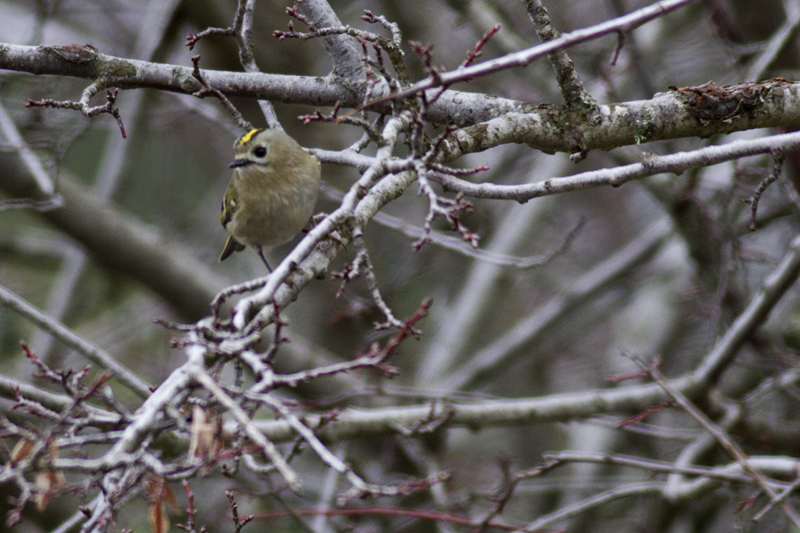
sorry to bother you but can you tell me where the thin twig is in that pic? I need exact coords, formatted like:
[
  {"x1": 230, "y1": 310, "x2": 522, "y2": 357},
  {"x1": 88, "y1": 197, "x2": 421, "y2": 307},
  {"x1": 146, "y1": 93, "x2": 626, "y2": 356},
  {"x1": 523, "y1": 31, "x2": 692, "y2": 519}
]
[
  {"x1": 433, "y1": 130, "x2": 800, "y2": 202},
  {"x1": 192, "y1": 367, "x2": 300, "y2": 491},
  {"x1": 640, "y1": 359, "x2": 800, "y2": 528},
  {"x1": 525, "y1": 482, "x2": 663, "y2": 531},
  {"x1": 26, "y1": 85, "x2": 127, "y2": 139},
  {"x1": 545, "y1": 451, "x2": 776, "y2": 485},
  {"x1": 693, "y1": 233, "x2": 800, "y2": 383},
  {"x1": 0, "y1": 284, "x2": 151, "y2": 399},
  {"x1": 745, "y1": 154, "x2": 784, "y2": 231},
  {"x1": 190, "y1": 55, "x2": 253, "y2": 131},
  {"x1": 350, "y1": 0, "x2": 697, "y2": 113}
]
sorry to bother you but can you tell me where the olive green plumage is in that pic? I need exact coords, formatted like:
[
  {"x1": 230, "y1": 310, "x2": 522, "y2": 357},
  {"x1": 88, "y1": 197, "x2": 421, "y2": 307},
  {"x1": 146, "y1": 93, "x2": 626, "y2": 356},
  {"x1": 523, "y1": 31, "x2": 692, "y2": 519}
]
[{"x1": 219, "y1": 128, "x2": 321, "y2": 271}]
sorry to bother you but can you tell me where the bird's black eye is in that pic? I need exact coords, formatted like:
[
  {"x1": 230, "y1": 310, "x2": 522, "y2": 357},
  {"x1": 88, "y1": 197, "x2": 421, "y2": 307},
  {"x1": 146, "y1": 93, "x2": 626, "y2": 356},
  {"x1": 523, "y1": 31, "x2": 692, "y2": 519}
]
[{"x1": 253, "y1": 146, "x2": 267, "y2": 158}]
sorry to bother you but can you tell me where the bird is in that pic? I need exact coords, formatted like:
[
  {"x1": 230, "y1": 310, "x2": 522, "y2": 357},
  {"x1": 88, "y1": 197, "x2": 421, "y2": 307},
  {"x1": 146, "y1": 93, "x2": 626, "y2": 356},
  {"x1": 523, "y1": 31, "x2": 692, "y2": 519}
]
[{"x1": 219, "y1": 128, "x2": 321, "y2": 272}]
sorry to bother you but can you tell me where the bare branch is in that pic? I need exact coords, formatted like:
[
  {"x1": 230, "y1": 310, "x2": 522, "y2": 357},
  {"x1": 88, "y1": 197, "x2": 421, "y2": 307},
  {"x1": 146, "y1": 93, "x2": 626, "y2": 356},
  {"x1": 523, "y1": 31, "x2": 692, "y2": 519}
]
[
  {"x1": 355, "y1": 0, "x2": 698, "y2": 109},
  {"x1": 0, "y1": 284, "x2": 152, "y2": 399},
  {"x1": 26, "y1": 84, "x2": 126, "y2": 138},
  {"x1": 190, "y1": 55, "x2": 253, "y2": 131},
  {"x1": 523, "y1": 0, "x2": 599, "y2": 121},
  {"x1": 693, "y1": 233, "x2": 800, "y2": 383},
  {"x1": 641, "y1": 359, "x2": 800, "y2": 527}
]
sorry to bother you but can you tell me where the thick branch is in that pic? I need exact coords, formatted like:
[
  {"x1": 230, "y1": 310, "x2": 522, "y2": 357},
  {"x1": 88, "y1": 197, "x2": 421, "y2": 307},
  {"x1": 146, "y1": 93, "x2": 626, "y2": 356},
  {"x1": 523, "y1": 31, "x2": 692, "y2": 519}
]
[
  {"x1": 441, "y1": 80, "x2": 800, "y2": 157},
  {"x1": 7, "y1": 45, "x2": 800, "y2": 154},
  {"x1": 293, "y1": 0, "x2": 367, "y2": 89},
  {"x1": 0, "y1": 42, "x2": 520, "y2": 126},
  {"x1": 245, "y1": 374, "x2": 703, "y2": 443}
]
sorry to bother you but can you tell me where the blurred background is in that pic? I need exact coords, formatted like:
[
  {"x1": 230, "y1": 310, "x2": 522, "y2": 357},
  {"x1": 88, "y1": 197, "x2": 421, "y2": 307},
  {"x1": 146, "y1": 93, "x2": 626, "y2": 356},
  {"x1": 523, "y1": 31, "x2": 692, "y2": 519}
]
[{"x1": 2, "y1": 0, "x2": 800, "y2": 531}]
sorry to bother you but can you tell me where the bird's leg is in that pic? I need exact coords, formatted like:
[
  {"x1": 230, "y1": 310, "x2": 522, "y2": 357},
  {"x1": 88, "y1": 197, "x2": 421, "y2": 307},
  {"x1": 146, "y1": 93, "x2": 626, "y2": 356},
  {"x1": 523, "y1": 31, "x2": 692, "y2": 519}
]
[{"x1": 256, "y1": 248, "x2": 272, "y2": 272}]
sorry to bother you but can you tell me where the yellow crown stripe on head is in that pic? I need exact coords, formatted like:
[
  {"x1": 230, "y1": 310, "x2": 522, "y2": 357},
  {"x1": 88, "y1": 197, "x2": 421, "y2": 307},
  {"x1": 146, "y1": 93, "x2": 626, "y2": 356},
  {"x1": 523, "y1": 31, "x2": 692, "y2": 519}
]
[{"x1": 239, "y1": 128, "x2": 260, "y2": 146}]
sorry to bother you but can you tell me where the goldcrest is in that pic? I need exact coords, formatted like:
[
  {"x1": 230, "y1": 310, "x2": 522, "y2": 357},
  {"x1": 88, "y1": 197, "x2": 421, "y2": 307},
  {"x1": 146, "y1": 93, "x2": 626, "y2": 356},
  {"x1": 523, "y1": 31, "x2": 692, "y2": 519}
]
[{"x1": 219, "y1": 128, "x2": 321, "y2": 271}]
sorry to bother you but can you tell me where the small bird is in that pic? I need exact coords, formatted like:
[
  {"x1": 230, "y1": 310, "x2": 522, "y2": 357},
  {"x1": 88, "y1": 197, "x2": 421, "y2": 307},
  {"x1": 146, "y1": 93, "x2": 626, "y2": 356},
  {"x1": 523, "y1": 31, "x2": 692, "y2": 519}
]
[{"x1": 219, "y1": 128, "x2": 321, "y2": 271}]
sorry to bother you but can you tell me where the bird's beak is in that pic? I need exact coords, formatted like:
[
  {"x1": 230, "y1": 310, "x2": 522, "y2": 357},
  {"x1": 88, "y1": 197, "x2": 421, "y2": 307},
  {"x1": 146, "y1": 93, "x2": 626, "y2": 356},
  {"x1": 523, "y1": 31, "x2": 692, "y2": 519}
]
[{"x1": 229, "y1": 159, "x2": 249, "y2": 168}]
